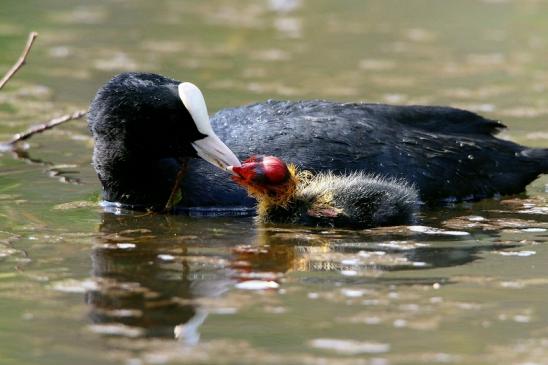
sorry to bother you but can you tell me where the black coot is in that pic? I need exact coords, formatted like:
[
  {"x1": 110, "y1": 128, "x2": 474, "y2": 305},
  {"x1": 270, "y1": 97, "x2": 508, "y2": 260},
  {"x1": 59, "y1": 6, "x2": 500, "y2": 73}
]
[
  {"x1": 88, "y1": 72, "x2": 240, "y2": 210},
  {"x1": 88, "y1": 72, "x2": 548, "y2": 210}
]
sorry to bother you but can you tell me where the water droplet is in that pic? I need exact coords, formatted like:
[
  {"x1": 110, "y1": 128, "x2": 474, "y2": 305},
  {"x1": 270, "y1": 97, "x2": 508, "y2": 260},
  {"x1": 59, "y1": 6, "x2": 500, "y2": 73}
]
[
  {"x1": 498, "y1": 250, "x2": 536, "y2": 257},
  {"x1": 521, "y1": 228, "x2": 546, "y2": 233},
  {"x1": 341, "y1": 270, "x2": 358, "y2": 277},
  {"x1": 341, "y1": 288, "x2": 365, "y2": 298},
  {"x1": 116, "y1": 243, "x2": 135, "y2": 249},
  {"x1": 235, "y1": 280, "x2": 279, "y2": 290},
  {"x1": 87, "y1": 324, "x2": 144, "y2": 338},
  {"x1": 408, "y1": 225, "x2": 469, "y2": 236},
  {"x1": 513, "y1": 315, "x2": 531, "y2": 323},
  {"x1": 51, "y1": 279, "x2": 98, "y2": 293},
  {"x1": 341, "y1": 258, "x2": 360, "y2": 265},
  {"x1": 393, "y1": 319, "x2": 407, "y2": 328},
  {"x1": 309, "y1": 338, "x2": 390, "y2": 354}
]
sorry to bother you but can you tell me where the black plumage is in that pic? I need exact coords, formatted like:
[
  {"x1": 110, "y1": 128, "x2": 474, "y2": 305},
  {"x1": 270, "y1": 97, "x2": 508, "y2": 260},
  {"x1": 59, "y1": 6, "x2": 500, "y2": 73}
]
[
  {"x1": 88, "y1": 72, "x2": 548, "y2": 210},
  {"x1": 89, "y1": 73, "x2": 204, "y2": 209},
  {"x1": 209, "y1": 100, "x2": 546, "y2": 204},
  {"x1": 259, "y1": 172, "x2": 419, "y2": 228}
]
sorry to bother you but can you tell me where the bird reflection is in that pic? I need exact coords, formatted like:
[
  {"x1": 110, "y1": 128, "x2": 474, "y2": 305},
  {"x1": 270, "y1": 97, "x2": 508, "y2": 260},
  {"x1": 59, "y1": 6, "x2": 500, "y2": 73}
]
[
  {"x1": 87, "y1": 212, "x2": 242, "y2": 342},
  {"x1": 235, "y1": 224, "x2": 518, "y2": 280},
  {"x1": 85, "y1": 210, "x2": 517, "y2": 342}
]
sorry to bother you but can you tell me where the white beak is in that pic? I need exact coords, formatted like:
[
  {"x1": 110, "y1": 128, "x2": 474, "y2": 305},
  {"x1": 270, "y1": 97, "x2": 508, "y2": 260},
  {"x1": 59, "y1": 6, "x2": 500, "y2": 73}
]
[
  {"x1": 192, "y1": 134, "x2": 241, "y2": 170},
  {"x1": 178, "y1": 82, "x2": 241, "y2": 171}
]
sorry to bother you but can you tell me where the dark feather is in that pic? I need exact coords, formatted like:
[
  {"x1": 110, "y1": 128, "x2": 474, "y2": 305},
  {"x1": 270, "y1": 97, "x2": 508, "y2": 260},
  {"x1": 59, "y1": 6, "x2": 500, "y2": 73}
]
[{"x1": 88, "y1": 73, "x2": 547, "y2": 209}]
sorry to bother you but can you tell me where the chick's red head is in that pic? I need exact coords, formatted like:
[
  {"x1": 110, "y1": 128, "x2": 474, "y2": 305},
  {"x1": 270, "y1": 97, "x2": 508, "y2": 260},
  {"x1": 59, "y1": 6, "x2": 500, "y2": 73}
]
[{"x1": 230, "y1": 155, "x2": 296, "y2": 203}]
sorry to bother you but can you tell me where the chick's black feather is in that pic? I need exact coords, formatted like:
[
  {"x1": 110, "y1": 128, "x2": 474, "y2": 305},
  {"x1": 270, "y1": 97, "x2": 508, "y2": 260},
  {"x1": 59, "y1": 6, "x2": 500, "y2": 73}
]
[{"x1": 260, "y1": 173, "x2": 418, "y2": 228}]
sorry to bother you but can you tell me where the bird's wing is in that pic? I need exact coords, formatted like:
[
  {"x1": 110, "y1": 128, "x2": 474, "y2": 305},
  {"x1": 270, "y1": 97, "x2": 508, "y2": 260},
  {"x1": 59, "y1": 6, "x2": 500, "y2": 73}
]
[{"x1": 350, "y1": 103, "x2": 506, "y2": 136}]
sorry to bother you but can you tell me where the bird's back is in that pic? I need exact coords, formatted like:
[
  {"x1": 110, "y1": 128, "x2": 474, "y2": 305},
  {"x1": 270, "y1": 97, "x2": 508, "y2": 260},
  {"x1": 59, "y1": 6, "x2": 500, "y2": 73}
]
[{"x1": 210, "y1": 100, "x2": 547, "y2": 203}]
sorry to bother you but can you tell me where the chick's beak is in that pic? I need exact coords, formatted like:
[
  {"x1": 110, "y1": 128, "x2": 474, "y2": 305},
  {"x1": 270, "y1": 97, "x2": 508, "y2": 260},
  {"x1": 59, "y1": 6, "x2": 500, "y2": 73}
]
[
  {"x1": 228, "y1": 162, "x2": 255, "y2": 179},
  {"x1": 228, "y1": 165, "x2": 250, "y2": 184},
  {"x1": 192, "y1": 133, "x2": 241, "y2": 171},
  {"x1": 227, "y1": 165, "x2": 240, "y2": 176}
]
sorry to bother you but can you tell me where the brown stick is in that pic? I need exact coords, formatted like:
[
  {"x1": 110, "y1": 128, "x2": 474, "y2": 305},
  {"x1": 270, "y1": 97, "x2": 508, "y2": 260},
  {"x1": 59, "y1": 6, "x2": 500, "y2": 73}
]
[
  {"x1": 5, "y1": 110, "x2": 87, "y2": 145},
  {"x1": 164, "y1": 159, "x2": 189, "y2": 212},
  {"x1": 0, "y1": 32, "x2": 39, "y2": 91}
]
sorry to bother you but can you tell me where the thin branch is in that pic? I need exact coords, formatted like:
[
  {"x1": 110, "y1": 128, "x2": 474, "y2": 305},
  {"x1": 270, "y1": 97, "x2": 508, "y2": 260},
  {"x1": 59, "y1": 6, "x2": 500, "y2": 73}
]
[
  {"x1": 0, "y1": 32, "x2": 39, "y2": 91},
  {"x1": 0, "y1": 32, "x2": 84, "y2": 185},
  {"x1": 164, "y1": 159, "x2": 189, "y2": 212},
  {"x1": 5, "y1": 110, "x2": 87, "y2": 146}
]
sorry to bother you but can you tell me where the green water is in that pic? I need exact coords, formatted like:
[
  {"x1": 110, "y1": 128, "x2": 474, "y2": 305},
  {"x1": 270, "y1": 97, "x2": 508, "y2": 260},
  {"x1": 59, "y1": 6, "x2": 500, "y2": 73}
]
[{"x1": 1, "y1": 0, "x2": 548, "y2": 364}]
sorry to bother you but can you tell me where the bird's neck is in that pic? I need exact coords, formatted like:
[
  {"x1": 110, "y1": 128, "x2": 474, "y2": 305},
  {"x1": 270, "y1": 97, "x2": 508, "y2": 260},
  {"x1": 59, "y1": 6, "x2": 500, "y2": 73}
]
[{"x1": 255, "y1": 165, "x2": 308, "y2": 218}]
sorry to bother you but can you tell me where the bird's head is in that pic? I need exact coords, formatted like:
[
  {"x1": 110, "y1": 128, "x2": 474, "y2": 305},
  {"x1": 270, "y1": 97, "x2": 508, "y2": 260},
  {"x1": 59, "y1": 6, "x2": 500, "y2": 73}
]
[
  {"x1": 229, "y1": 155, "x2": 299, "y2": 207},
  {"x1": 88, "y1": 73, "x2": 245, "y2": 208},
  {"x1": 89, "y1": 73, "x2": 241, "y2": 172}
]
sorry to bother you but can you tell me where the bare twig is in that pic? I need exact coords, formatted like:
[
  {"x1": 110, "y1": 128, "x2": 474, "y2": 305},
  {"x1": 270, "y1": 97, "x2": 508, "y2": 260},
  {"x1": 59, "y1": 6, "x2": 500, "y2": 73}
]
[
  {"x1": 0, "y1": 32, "x2": 85, "y2": 185},
  {"x1": 0, "y1": 32, "x2": 39, "y2": 91},
  {"x1": 5, "y1": 110, "x2": 87, "y2": 146},
  {"x1": 164, "y1": 159, "x2": 189, "y2": 212}
]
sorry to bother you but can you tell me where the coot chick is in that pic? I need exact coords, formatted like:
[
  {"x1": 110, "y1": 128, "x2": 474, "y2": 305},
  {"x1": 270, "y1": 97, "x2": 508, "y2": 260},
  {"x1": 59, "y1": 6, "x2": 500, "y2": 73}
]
[
  {"x1": 230, "y1": 155, "x2": 418, "y2": 228},
  {"x1": 89, "y1": 72, "x2": 548, "y2": 210}
]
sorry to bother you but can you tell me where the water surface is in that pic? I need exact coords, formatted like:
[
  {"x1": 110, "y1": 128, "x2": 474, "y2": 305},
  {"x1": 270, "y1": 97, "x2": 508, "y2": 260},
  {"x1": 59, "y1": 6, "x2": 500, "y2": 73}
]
[{"x1": 1, "y1": 0, "x2": 548, "y2": 364}]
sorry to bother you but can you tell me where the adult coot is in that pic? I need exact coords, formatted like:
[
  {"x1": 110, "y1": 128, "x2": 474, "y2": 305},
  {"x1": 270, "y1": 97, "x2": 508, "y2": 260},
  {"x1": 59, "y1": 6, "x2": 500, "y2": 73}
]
[
  {"x1": 88, "y1": 73, "x2": 241, "y2": 210},
  {"x1": 231, "y1": 155, "x2": 418, "y2": 228},
  {"x1": 88, "y1": 72, "x2": 548, "y2": 211}
]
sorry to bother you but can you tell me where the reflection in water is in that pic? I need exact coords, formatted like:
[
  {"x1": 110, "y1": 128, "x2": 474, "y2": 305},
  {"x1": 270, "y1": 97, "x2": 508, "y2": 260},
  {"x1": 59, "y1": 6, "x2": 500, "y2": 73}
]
[
  {"x1": 250, "y1": 225, "x2": 519, "y2": 278},
  {"x1": 0, "y1": 0, "x2": 547, "y2": 362},
  {"x1": 7, "y1": 145, "x2": 82, "y2": 184},
  {"x1": 87, "y1": 213, "x2": 236, "y2": 342},
  {"x1": 84, "y1": 209, "x2": 528, "y2": 344}
]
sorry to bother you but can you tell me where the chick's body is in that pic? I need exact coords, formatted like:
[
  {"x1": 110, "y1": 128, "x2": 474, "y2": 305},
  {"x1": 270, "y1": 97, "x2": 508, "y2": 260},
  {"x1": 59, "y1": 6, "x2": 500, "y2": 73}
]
[{"x1": 256, "y1": 170, "x2": 418, "y2": 228}]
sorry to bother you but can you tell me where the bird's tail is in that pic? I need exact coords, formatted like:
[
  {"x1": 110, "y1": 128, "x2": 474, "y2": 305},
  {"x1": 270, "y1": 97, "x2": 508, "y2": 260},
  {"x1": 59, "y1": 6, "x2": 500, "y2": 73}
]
[{"x1": 521, "y1": 148, "x2": 548, "y2": 173}]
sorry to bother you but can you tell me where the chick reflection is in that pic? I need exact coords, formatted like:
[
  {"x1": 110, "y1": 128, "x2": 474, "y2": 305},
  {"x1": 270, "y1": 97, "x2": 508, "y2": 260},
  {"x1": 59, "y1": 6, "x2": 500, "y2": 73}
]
[
  {"x1": 234, "y1": 225, "x2": 514, "y2": 277},
  {"x1": 87, "y1": 212, "x2": 238, "y2": 342},
  {"x1": 230, "y1": 227, "x2": 328, "y2": 279}
]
